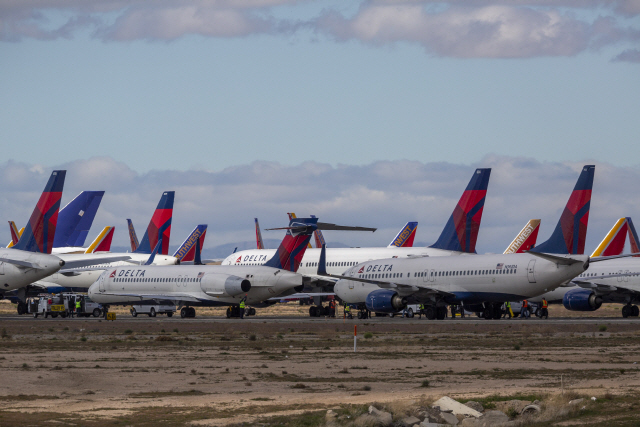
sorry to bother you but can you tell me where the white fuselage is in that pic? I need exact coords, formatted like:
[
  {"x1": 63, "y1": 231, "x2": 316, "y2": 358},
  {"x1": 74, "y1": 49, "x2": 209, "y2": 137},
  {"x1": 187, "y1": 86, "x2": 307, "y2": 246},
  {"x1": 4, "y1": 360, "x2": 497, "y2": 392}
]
[
  {"x1": 0, "y1": 249, "x2": 64, "y2": 292},
  {"x1": 38, "y1": 253, "x2": 178, "y2": 290},
  {"x1": 334, "y1": 253, "x2": 588, "y2": 305},
  {"x1": 88, "y1": 264, "x2": 302, "y2": 306},
  {"x1": 222, "y1": 247, "x2": 466, "y2": 277},
  {"x1": 532, "y1": 258, "x2": 640, "y2": 304}
]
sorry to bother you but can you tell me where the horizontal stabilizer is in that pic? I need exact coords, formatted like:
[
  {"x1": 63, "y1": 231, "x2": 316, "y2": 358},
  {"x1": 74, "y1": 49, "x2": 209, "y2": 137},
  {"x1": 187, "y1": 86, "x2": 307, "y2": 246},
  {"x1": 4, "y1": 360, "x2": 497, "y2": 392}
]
[{"x1": 525, "y1": 251, "x2": 584, "y2": 265}]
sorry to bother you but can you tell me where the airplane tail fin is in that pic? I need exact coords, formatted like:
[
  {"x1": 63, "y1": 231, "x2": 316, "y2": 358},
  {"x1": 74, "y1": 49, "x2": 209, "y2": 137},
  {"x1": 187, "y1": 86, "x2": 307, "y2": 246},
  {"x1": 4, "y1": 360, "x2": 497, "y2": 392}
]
[
  {"x1": 429, "y1": 168, "x2": 491, "y2": 253},
  {"x1": 53, "y1": 191, "x2": 105, "y2": 248},
  {"x1": 288, "y1": 212, "x2": 312, "y2": 248},
  {"x1": 7, "y1": 221, "x2": 22, "y2": 248},
  {"x1": 264, "y1": 217, "x2": 318, "y2": 272},
  {"x1": 310, "y1": 215, "x2": 326, "y2": 248},
  {"x1": 627, "y1": 217, "x2": 640, "y2": 257},
  {"x1": 531, "y1": 165, "x2": 595, "y2": 255},
  {"x1": 173, "y1": 225, "x2": 207, "y2": 262},
  {"x1": 127, "y1": 219, "x2": 139, "y2": 252},
  {"x1": 84, "y1": 226, "x2": 115, "y2": 253},
  {"x1": 590, "y1": 217, "x2": 628, "y2": 257},
  {"x1": 255, "y1": 218, "x2": 265, "y2": 249},
  {"x1": 504, "y1": 219, "x2": 540, "y2": 254},
  {"x1": 12, "y1": 170, "x2": 66, "y2": 253},
  {"x1": 388, "y1": 222, "x2": 418, "y2": 248},
  {"x1": 134, "y1": 191, "x2": 174, "y2": 255}
]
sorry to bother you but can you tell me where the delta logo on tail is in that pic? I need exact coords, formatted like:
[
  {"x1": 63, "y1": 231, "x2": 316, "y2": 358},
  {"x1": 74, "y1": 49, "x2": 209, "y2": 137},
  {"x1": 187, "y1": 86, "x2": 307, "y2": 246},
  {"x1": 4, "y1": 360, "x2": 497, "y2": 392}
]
[
  {"x1": 429, "y1": 168, "x2": 491, "y2": 253},
  {"x1": 388, "y1": 222, "x2": 418, "y2": 248},
  {"x1": 531, "y1": 165, "x2": 595, "y2": 255},
  {"x1": 173, "y1": 225, "x2": 208, "y2": 262},
  {"x1": 504, "y1": 219, "x2": 540, "y2": 254},
  {"x1": 591, "y1": 218, "x2": 628, "y2": 257},
  {"x1": 134, "y1": 191, "x2": 174, "y2": 255},
  {"x1": 12, "y1": 170, "x2": 66, "y2": 254}
]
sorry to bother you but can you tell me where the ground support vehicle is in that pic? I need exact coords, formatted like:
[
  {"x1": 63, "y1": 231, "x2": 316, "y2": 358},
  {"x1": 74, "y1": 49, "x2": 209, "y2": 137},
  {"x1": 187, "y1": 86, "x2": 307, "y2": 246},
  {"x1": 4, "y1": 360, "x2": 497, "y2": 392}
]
[
  {"x1": 69, "y1": 294, "x2": 103, "y2": 318},
  {"x1": 131, "y1": 304, "x2": 175, "y2": 318},
  {"x1": 31, "y1": 295, "x2": 68, "y2": 318}
]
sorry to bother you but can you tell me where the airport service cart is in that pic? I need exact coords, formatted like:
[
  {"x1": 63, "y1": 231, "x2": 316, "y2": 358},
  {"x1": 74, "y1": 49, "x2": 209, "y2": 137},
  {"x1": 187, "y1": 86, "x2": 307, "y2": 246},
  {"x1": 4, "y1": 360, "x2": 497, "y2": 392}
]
[
  {"x1": 31, "y1": 295, "x2": 68, "y2": 318},
  {"x1": 130, "y1": 304, "x2": 176, "y2": 318}
]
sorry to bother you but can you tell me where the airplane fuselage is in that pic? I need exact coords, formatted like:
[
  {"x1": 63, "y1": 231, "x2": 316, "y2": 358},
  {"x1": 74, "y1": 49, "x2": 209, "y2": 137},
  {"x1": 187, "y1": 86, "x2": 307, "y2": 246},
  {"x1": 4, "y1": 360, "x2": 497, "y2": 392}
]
[{"x1": 0, "y1": 249, "x2": 64, "y2": 293}]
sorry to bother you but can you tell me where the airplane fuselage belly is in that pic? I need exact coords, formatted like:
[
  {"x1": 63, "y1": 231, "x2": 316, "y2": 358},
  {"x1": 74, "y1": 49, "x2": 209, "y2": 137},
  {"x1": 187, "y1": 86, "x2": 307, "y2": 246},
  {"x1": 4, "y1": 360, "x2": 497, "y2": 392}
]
[{"x1": 0, "y1": 251, "x2": 62, "y2": 292}]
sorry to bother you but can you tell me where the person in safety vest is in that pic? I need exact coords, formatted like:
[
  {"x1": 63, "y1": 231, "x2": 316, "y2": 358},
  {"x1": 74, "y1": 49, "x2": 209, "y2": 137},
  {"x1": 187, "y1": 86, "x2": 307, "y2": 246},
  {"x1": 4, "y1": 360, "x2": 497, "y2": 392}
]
[
  {"x1": 239, "y1": 298, "x2": 246, "y2": 319},
  {"x1": 540, "y1": 298, "x2": 549, "y2": 319},
  {"x1": 329, "y1": 300, "x2": 336, "y2": 318},
  {"x1": 520, "y1": 300, "x2": 529, "y2": 318},
  {"x1": 75, "y1": 298, "x2": 81, "y2": 317},
  {"x1": 345, "y1": 304, "x2": 352, "y2": 319},
  {"x1": 503, "y1": 301, "x2": 512, "y2": 319},
  {"x1": 418, "y1": 304, "x2": 424, "y2": 319}
]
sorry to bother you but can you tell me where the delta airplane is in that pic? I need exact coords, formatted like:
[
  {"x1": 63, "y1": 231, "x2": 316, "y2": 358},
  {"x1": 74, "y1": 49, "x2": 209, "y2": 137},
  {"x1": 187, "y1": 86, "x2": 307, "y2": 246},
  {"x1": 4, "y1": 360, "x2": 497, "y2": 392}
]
[
  {"x1": 88, "y1": 218, "x2": 375, "y2": 318},
  {"x1": 536, "y1": 217, "x2": 640, "y2": 318},
  {"x1": 20, "y1": 191, "x2": 180, "y2": 298},
  {"x1": 327, "y1": 166, "x2": 618, "y2": 320},
  {"x1": 222, "y1": 169, "x2": 492, "y2": 291},
  {"x1": 2, "y1": 171, "x2": 130, "y2": 309}
]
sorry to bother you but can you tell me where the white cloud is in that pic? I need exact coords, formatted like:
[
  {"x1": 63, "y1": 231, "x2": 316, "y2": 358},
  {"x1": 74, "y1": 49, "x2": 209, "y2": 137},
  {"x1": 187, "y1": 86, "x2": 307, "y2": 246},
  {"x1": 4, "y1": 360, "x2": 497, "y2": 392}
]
[{"x1": 2, "y1": 156, "x2": 640, "y2": 256}]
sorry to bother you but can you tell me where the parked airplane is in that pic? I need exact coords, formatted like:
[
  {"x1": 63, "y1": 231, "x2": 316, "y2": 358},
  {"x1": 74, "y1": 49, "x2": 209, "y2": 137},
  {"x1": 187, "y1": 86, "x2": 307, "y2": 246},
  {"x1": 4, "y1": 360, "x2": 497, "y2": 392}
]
[
  {"x1": 172, "y1": 225, "x2": 207, "y2": 263},
  {"x1": 329, "y1": 165, "x2": 606, "y2": 320},
  {"x1": 503, "y1": 220, "x2": 540, "y2": 254},
  {"x1": 127, "y1": 219, "x2": 139, "y2": 252},
  {"x1": 88, "y1": 218, "x2": 375, "y2": 318},
  {"x1": 222, "y1": 169, "x2": 491, "y2": 294},
  {"x1": 536, "y1": 217, "x2": 640, "y2": 318},
  {"x1": 22, "y1": 192, "x2": 180, "y2": 296},
  {"x1": 254, "y1": 218, "x2": 265, "y2": 249}
]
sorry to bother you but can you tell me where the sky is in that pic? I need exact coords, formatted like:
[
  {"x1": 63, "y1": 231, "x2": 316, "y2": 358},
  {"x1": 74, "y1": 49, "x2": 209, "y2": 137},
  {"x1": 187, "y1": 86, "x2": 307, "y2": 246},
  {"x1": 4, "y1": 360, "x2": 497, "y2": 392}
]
[{"x1": 1, "y1": 1, "x2": 639, "y2": 254}]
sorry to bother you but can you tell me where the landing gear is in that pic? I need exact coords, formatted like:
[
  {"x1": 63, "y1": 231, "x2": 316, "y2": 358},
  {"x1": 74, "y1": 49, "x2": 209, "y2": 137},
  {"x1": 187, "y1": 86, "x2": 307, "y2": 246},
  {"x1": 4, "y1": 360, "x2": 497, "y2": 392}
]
[
  {"x1": 436, "y1": 306, "x2": 447, "y2": 320},
  {"x1": 622, "y1": 304, "x2": 638, "y2": 318},
  {"x1": 357, "y1": 309, "x2": 370, "y2": 319},
  {"x1": 226, "y1": 306, "x2": 253, "y2": 318},
  {"x1": 424, "y1": 306, "x2": 436, "y2": 320},
  {"x1": 482, "y1": 304, "x2": 503, "y2": 320},
  {"x1": 181, "y1": 307, "x2": 196, "y2": 318},
  {"x1": 633, "y1": 305, "x2": 639, "y2": 317},
  {"x1": 309, "y1": 305, "x2": 329, "y2": 317},
  {"x1": 16, "y1": 302, "x2": 27, "y2": 315}
]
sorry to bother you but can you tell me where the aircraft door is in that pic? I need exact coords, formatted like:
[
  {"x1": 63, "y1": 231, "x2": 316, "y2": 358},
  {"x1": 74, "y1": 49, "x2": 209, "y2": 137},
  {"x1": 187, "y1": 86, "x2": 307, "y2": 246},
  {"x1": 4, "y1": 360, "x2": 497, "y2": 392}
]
[
  {"x1": 423, "y1": 270, "x2": 429, "y2": 283},
  {"x1": 527, "y1": 259, "x2": 536, "y2": 283},
  {"x1": 625, "y1": 270, "x2": 630, "y2": 282},
  {"x1": 98, "y1": 273, "x2": 105, "y2": 292}
]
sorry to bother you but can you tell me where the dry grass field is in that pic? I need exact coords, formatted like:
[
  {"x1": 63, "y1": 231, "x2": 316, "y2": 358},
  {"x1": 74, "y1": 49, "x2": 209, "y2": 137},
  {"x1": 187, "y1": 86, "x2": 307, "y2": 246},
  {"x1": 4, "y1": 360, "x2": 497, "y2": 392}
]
[{"x1": 2, "y1": 302, "x2": 640, "y2": 426}]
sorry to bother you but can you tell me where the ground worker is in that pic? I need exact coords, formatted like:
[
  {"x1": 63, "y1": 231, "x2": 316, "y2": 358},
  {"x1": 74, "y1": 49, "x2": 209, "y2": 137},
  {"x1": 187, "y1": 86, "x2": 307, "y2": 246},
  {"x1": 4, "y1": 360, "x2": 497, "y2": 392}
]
[
  {"x1": 418, "y1": 304, "x2": 424, "y2": 319},
  {"x1": 75, "y1": 298, "x2": 81, "y2": 317},
  {"x1": 503, "y1": 301, "x2": 512, "y2": 319},
  {"x1": 540, "y1": 298, "x2": 549, "y2": 319},
  {"x1": 345, "y1": 304, "x2": 352, "y2": 319},
  {"x1": 459, "y1": 305, "x2": 465, "y2": 318},
  {"x1": 239, "y1": 298, "x2": 246, "y2": 319},
  {"x1": 520, "y1": 299, "x2": 529, "y2": 318},
  {"x1": 329, "y1": 300, "x2": 336, "y2": 318},
  {"x1": 450, "y1": 305, "x2": 457, "y2": 319},
  {"x1": 68, "y1": 296, "x2": 75, "y2": 318}
]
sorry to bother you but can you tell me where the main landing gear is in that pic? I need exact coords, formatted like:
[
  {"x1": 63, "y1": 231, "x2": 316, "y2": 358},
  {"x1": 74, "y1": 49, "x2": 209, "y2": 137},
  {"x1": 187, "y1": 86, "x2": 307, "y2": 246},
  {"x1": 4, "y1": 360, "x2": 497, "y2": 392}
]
[
  {"x1": 421, "y1": 305, "x2": 447, "y2": 320},
  {"x1": 622, "y1": 304, "x2": 639, "y2": 318},
  {"x1": 181, "y1": 307, "x2": 196, "y2": 318},
  {"x1": 226, "y1": 306, "x2": 256, "y2": 318}
]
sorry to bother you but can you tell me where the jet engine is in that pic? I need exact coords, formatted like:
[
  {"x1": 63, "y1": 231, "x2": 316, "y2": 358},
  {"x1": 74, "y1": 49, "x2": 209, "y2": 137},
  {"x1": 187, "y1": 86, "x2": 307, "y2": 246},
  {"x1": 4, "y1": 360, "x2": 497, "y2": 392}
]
[
  {"x1": 200, "y1": 274, "x2": 251, "y2": 297},
  {"x1": 365, "y1": 289, "x2": 407, "y2": 313},
  {"x1": 563, "y1": 288, "x2": 602, "y2": 311}
]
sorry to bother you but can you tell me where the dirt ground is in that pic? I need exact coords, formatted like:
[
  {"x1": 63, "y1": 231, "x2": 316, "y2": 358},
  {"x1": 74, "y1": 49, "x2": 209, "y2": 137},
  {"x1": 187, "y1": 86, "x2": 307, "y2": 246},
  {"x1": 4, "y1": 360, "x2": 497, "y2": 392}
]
[{"x1": 2, "y1": 303, "x2": 640, "y2": 426}]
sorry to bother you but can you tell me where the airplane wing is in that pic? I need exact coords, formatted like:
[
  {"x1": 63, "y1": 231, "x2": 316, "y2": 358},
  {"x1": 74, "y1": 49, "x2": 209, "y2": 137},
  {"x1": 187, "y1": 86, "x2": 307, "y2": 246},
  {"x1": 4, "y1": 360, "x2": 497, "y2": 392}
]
[
  {"x1": 59, "y1": 256, "x2": 132, "y2": 272},
  {"x1": 269, "y1": 292, "x2": 335, "y2": 301},
  {"x1": 573, "y1": 280, "x2": 639, "y2": 296},
  {"x1": 0, "y1": 256, "x2": 43, "y2": 269}
]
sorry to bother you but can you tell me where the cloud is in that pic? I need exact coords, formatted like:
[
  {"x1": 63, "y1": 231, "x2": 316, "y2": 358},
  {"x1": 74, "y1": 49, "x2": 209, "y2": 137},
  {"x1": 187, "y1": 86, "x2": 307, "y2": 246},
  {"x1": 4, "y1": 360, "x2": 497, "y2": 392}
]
[
  {"x1": 612, "y1": 47, "x2": 640, "y2": 61},
  {"x1": 1, "y1": 1, "x2": 638, "y2": 60},
  {"x1": 2, "y1": 156, "x2": 640, "y2": 256}
]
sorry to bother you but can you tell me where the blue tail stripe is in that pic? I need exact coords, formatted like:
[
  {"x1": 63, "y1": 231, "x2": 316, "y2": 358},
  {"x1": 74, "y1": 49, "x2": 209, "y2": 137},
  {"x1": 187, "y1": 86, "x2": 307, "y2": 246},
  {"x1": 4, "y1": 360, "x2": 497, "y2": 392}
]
[{"x1": 53, "y1": 191, "x2": 105, "y2": 248}]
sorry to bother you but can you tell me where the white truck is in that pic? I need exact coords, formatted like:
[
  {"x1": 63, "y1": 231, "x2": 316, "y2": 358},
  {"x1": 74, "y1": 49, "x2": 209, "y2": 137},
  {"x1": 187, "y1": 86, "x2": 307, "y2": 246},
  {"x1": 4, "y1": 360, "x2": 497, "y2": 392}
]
[{"x1": 130, "y1": 304, "x2": 176, "y2": 317}]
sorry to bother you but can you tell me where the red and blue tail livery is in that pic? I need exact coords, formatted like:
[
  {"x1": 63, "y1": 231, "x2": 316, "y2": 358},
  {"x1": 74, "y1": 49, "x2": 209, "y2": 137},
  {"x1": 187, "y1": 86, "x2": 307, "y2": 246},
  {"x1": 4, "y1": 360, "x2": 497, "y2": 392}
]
[
  {"x1": 134, "y1": 191, "x2": 174, "y2": 255},
  {"x1": 255, "y1": 218, "x2": 265, "y2": 250},
  {"x1": 532, "y1": 165, "x2": 595, "y2": 255},
  {"x1": 12, "y1": 170, "x2": 66, "y2": 254},
  {"x1": 173, "y1": 225, "x2": 208, "y2": 262},
  {"x1": 264, "y1": 217, "x2": 318, "y2": 272},
  {"x1": 429, "y1": 168, "x2": 491, "y2": 253},
  {"x1": 127, "y1": 219, "x2": 139, "y2": 252},
  {"x1": 388, "y1": 222, "x2": 418, "y2": 248}
]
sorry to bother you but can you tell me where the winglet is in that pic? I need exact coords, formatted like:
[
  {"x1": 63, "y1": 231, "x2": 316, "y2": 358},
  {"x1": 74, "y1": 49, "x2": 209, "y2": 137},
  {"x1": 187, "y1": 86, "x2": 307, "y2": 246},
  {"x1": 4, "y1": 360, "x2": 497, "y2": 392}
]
[
  {"x1": 127, "y1": 219, "x2": 139, "y2": 252},
  {"x1": 504, "y1": 219, "x2": 540, "y2": 254},
  {"x1": 318, "y1": 244, "x2": 327, "y2": 276},
  {"x1": 429, "y1": 168, "x2": 491, "y2": 253},
  {"x1": 591, "y1": 217, "x2": 628, "y2": 257},
  {"x1": 12, "y1": 170, "x2": 66, "y2": 253},
  {"x1": 627, "y1": 217, "x2": 640, "y2": 257},
  {"x1": 144, "y1": 236, "x2": 162, "y2": 265},
  {"x1": 255, "y1": 218, "x2": 265, "y2": 250},
  {"x1": 194, "y1": 236, "x2": 203, "y2": 265},
  {"x1": 531, "y1": 165, "x2": 595, "y2": 255},
  {"x1": 388, "y1": 222, "x2": 418, "y2": 248}
]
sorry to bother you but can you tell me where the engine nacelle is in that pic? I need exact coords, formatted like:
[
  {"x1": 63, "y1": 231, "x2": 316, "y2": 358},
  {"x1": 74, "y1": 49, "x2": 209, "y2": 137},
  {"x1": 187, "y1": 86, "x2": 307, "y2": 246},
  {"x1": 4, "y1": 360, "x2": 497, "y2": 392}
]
[
  {"x1": 201, "y1": 274, "x2": 251, "y2": 297},
  {"x1": 365, "y1": 289, "x2": 407, "y2": 313},
  {"x1": 563, "y1": 288, "x2": 602, "y2": 311}
]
